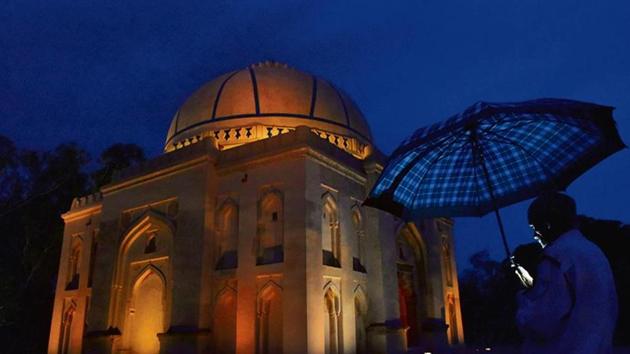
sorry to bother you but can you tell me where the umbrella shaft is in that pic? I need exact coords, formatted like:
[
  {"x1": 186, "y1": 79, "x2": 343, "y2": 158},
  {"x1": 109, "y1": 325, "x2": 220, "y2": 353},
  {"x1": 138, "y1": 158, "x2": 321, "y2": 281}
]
[
  {"x1": 472, "y1": 133, "x2": 513, "y2": 261},
  {"x1": 492, "y1": 207, "x2": 513, "y2": 261}
]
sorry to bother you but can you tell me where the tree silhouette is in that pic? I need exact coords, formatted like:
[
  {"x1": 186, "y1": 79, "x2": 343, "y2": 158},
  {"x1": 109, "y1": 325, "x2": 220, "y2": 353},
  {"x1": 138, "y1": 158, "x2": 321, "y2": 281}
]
[
  {"x1": 0, "y1": 139, "x2": 90, "y2": 353},
  {"x1": 91, "y1": 143, "x2": 145, "y2": 189},
  {"x1": 0, "y1": 136, "x2": 145, "y2": 353},
  {"x1": 459, "y1": 250, "x2": 521, "y2": 348}
]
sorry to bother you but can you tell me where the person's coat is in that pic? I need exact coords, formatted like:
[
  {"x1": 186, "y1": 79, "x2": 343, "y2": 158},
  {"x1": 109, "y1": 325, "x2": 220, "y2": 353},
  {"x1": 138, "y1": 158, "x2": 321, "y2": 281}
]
[{"x1": 517, "y1": 229, "x2": 618, "y2": 354}]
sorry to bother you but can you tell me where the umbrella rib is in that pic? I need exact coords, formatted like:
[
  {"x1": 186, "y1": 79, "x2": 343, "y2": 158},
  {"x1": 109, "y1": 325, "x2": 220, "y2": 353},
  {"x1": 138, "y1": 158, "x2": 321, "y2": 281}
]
[
  {"x1": 385, "y1": 131, "x2": 467, "y2": 198},
  {"x1": 399, "y1": 136, "x2": 459, "y2": 205},
  {"x1": 475, "y1": 112, "x2": 512, "y2": 136},
  {"x1": 476, "y1": 111, "x2": 584, "y2": 137},
  {"x1": 479, "y1": 117, "x2": 535, "y2": 136},
  {"x1": 465, "y1": 127, "x2": 500, "y2": 215},
  {"x1": 408, "y1": 135, "x2": 470, "y2": 209},
  {"x1": 468, "y1": 139, "x2": 484, "y2": 214},
  {"x1": 481, "y1": 130, "x2": 557, "y2": 189},
  {"x1": 393, "y1": 121, "x2": 465, "y2": 157}
]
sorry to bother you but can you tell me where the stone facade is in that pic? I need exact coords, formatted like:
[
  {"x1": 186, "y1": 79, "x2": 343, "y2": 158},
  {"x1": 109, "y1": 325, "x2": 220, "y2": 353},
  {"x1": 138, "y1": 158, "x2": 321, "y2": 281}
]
[{"x1": 48, "y1": 63, "x2": 463, "y2": 354}]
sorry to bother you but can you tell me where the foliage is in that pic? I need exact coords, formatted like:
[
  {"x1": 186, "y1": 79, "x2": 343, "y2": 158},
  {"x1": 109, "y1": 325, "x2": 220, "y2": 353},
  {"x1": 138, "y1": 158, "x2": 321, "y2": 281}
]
[
  {"x1": 91, "y1": 143, "x2": 145, "y2": 189},
  {"x1": 459, "y1": 244, "x2": 542, "y2": 348},
  {"x1": 0, "y1": 136, "x2": 145, "y2": 353},
  {"x1": 459, "y1": 250, "x2": 521, "y2": 347}
]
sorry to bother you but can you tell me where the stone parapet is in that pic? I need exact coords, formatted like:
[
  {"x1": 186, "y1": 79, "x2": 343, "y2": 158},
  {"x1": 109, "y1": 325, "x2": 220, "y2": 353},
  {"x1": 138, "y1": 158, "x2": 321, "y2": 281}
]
[
  {"x1": 109, "y1": 139, "x2": 217, "y2": 186},
  {"x1": 70, "y1": 192, "x2": 102, "y2": 210}
]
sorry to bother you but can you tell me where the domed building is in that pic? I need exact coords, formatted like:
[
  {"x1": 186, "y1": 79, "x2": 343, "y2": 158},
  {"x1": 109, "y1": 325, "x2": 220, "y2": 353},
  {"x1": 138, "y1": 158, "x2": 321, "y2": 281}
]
[{"x1": 47, "y1": 62, "x2": 464, "y2": 354}]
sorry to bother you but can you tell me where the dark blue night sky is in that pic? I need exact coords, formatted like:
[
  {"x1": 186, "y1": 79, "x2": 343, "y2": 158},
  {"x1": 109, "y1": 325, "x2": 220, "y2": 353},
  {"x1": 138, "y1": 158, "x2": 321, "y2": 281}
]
[{"x1": 2, "y1": 0, "x2": 629, "y2": 268}]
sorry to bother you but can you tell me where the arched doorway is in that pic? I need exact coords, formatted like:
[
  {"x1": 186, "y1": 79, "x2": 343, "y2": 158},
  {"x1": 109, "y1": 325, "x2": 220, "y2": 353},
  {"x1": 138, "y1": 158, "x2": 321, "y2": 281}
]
[
  {"x1": 111, "y1": 210, "x2": 173, "y2": 353},
  {"x1": 126, "y1": 269, "x2": 165, "y2": 354},
  {"x1": 396, "y1": 224, "x2": 430, "y2": 348},
  {"x1": 398, "y1": 268, "x2": 419, "y2": 346}
]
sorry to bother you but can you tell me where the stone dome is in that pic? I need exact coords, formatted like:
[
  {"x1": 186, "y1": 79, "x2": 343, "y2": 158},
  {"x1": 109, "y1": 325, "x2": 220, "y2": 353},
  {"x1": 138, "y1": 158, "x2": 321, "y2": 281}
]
[{"x1": 164, "y1": 61, "x2": 373, "y2": 155}]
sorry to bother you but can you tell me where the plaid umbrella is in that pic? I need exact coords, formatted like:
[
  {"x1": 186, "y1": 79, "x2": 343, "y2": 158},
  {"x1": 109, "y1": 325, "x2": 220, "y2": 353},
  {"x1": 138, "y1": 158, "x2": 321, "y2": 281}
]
[{"x1": 364, "y1": 98, "x2": 626, "y2": 259}]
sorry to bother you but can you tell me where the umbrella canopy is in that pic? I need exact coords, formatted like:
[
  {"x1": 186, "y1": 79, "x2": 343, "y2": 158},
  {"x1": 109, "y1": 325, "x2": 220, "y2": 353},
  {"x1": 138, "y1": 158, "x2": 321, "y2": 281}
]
[{"x1": 365, "y1": 98, "x2": 625, "y2": 257}]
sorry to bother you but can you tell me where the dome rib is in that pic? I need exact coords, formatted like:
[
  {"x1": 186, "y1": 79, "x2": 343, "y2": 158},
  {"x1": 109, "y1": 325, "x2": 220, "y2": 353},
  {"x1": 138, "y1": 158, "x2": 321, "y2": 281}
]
[
  {"x1": 211, "y1": 71, "x2": 239, "y2": 119},
  {"x1": 332, "y1": 84, "x2": 351, "y2": 128},
  {"x1": 173, "y1": 110, "x2": 181, "y2": 134},
  {"x1": 248, "y1": 67, "x2": 261, "y2": 114},
  {"x1": 309, "y1": 76, "x2": 317, "y2": 118}
]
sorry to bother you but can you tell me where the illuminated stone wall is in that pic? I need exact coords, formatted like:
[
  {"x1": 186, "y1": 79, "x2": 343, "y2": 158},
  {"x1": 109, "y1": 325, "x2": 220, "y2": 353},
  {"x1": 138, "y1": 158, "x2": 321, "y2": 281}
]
[
  {"x1": 48, "y1": 62, "x2": 464, "y2": 353},
  {"x1": 48, "y1": 193, "x2": 101, "y2": 354}
]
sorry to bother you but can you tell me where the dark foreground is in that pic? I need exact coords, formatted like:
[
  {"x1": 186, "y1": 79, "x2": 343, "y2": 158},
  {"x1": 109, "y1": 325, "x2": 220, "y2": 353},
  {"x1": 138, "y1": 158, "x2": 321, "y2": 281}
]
[{"x1": 408, "y1": 346, "x2": 630, "y2": 354}]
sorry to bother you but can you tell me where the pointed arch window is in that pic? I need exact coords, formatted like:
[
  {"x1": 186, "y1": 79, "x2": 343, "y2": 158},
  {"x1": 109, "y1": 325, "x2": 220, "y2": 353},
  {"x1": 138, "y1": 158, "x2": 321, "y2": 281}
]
[
  {"x1": 213, "y1": 286, "x2": 237, "y2": 353},
  {"x1": 144, "y1": 232, "x2": 157, "y2": 254},
  {"x1": 256, "y1": 191, "x2": 283, "y2": 265},
  {"x1": 256, "y1": 282, "x2": 283, "y2": 354},
  {"x1": 351, "y1": 206, "x2": 366, "y2": 273},
  {"x1": 322, "y1": 194, "x2": 341, "y2": 267},
  {"x1": 354, "y1": 288, "x2": 368, "y2": 354},
  {"x1": 66, "y1": 236, "x2": 82, "y2": 290},
  {"x1": 324, "y1": 286, "x2": 343, "y2": 354},
  {"x1": 58, "y1": 301, "x2": 76, "y2": 354},
  {"x1": 216, "y1": 199, "x2": 239, "y2": 270},
  {"x1": 88, "y1": 234, "x2": 98, "y2": 287}
]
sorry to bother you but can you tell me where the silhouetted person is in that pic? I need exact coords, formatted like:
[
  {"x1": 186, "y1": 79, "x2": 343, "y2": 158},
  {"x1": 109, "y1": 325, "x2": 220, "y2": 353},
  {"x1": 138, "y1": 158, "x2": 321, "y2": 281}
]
[
  {"x1": 578, "y1": 215, "x2": 630, "y2": 345},
  {"x1": 514, "y1": 192, "x2": 617, "y2": 354}
]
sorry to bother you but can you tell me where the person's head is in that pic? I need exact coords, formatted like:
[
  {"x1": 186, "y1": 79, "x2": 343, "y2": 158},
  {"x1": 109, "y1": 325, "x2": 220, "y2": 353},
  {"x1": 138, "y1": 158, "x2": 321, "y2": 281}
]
[{"x1": 527, "y1": 192, "x2": 577, "y2": 247}]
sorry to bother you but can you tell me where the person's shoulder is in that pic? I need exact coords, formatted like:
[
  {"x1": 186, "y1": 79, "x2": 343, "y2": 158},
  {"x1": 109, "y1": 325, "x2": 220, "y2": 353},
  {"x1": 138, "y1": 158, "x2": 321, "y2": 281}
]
[
  {"x1": 544, "y1": 229, "x2": 603, "y2": 264},
  {"x1": 570, "y1": 229, "x2": 607, "y2": 255}
]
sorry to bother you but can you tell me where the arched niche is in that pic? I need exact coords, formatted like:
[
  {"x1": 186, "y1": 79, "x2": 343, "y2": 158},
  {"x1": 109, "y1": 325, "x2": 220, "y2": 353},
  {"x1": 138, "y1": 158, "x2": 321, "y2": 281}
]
[
  {"x1": 395, "y1": 222, "x2": 431, "y2": 348},
  {"x1": 256, "y1": 189, "x2": 284, "y2": 265},
  {"x1": 353, "y1": 286, "x2": 368, "y2": 354},
  {"x1": 58, "y1": 300, "x2": 77, "y2": 354},
  {"x1": 323, "y1": 283, "x2": 343, "y2": 354},
  {"x1": 215, "y1": 198, "x2": 239, "y2": 270},
  {"x1": 124, "y1": 266, "x2": 166, "y2": 354},
  {"x1": 66, "y1": 236, "x2": 83, "y2": 290},
  {"x1": 213, "y1": 285, "x2": 237, "y2": 354},
  {"x1": 350, "y1": 205, "x2": 366, "y2": 272},
  {"x1": 110, "y1": 210, "x2": 174, "y2": 352},
  {"x1": 322, "y1": 193, "x2": 341, "y2": 267},
  {"x1": 256, "y1": 281, "x2": 283, "y2": 354}
]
